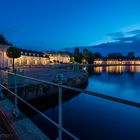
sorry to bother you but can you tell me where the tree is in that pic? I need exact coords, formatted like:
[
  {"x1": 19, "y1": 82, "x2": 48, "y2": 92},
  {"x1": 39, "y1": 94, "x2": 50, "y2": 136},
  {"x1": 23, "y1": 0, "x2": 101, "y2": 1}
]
[
  {"x1": 94, "y1": 52, "x2": 102, "y2": 59},
  {"x1": 79, "y1": 52, "x2": 83, "y2": 63},
  {"x1": 117, "y1": 53, "x2": 124, "y2": 60},
  {"x1": 0, "y1": 34, "x2": 10, "y2": 45},
  {"x1": 127, "y1": 52, "x2": 135, "y2": 60},
  {"x1": 108, "y1": 53, "x2": 124, "y2": 60},
  {"x1": 58, "y1": 50, "x2": 62, "y2": 54},
  {"x1": 6, "y1": 46, "x2": 21, "y2": 72},
  {"x1": 88, "y1": 52, "x2": 94, "y2": 64},
  {"x1": 74, "y1": 47, "x2": 81, "y2": 63},
  {"x1": 82, "y1": 49, "x2": 89, "y2": 61},
  {"x1": 70, "y1": 56, "x2": 75, "y2": 63},
  {"x1": 82, "y1": 49, "x2": 94, "y2": 64}
]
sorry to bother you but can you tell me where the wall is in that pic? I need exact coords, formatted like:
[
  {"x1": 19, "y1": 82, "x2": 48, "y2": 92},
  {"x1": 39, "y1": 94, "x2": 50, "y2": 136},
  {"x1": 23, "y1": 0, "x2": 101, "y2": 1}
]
[
  {"x1": 0, "y1": 45, "x2": 9, "y2": 68},
  {"x1": 13, "y1": 55, "x2": 50, "y2": 66},
  {"x1": 46, "y1": 53, "x2": 70, "y2": 63}
]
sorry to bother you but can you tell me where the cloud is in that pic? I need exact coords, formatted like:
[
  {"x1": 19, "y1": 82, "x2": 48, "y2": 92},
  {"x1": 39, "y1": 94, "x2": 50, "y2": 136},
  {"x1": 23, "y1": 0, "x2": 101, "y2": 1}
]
[
  {"x1": 114, "y1": 36, "x2": 138, "y2": 42},
  {"x1": 127, "y1": 29, "x2": 140, "y2": 35},
  {"x1": 108, "y1": 29, "x2": 140, "y2": 43},
  {"x1": 107, "y1": 32, "x2": 124, "y2": 39}
]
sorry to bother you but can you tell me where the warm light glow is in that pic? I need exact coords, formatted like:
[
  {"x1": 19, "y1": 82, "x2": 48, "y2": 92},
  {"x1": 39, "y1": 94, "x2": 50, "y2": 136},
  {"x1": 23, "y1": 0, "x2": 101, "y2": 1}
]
[
  {"x1": 94, "y1": 60, "x2": 140, "y2": 65},
  {"x1": 106, "y1": 66, "x2": 125, "y2": 73},
  {"x1": 94, "y1": 66, "x2": 103, "y2": 73},
  {"x1": 94, "y1": 60, "x2": 103, "y2": 64},
  {"x1": 14, "y1": 55, "x2": 49, "y2": 66},
  {"x1": 45, "y1": 53, "x2": 70, "y2": 63},
  {"x1": 82, "y1": 66, "x2": 87, "y2": 71}
]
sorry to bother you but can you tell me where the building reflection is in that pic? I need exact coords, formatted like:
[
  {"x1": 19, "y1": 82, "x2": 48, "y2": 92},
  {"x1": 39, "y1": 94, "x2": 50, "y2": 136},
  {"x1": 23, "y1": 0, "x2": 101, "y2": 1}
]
[
  {"x1": 106, "y1": 66, "x2": 125, "y2": 74},
  {"x1": 94, "y1": 66, "x2": 103, "y2": 74},
  {"x1": 94, "y1": 60, "x2": 140, "y2": 65},
  {"x1": 135, "y1": 66, "x2": 140, "y2": 72},
  {"x1": 85, "y1": 65, "x2": 140, "y2": 75}
]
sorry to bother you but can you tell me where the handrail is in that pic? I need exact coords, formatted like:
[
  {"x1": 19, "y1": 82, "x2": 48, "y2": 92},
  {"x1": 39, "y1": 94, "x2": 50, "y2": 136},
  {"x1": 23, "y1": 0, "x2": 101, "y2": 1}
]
[
  {"x1": 6, "y1": 71, "x2": 140, "y2": 108},
  {"x1": 2, "y1": 70, "x2": 140, "y2": 140},
  {"x1": 0, "y1": 83, "x2": 80, "y2": 140}
]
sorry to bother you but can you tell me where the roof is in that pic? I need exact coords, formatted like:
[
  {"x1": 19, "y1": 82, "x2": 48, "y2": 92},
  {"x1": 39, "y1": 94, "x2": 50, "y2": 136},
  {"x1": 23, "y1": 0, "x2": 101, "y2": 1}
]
[
  {"x1": 20, "y1": 49, "x2": 49, "y2": 58},
  {"x1": 44, "y1": 51, "x2": 70, "y2": 56}
]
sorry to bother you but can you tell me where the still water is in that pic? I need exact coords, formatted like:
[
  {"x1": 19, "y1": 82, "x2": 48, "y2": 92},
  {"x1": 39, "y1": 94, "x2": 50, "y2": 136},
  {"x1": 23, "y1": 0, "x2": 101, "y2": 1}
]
[{"x1": 28, "y1": 66, "x2": 140, "y2": 140}]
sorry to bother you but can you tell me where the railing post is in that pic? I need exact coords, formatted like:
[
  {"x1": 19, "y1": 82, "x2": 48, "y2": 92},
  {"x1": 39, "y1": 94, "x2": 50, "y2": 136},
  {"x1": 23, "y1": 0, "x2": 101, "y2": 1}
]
[
  {"x1": 56, "y1": 74, "x2": 64, "y2": 140},
  {"x1": 0, "y1": 71, "x2": 3, "y2": 98},
  {"x1": 13, "y1": 70, "x2": 20, "y2": 117}
]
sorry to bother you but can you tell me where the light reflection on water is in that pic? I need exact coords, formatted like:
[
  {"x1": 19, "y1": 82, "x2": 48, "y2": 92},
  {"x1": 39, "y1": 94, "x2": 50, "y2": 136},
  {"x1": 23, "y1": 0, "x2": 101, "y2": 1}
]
[
  {"x1": 86, "y1": 65, "x2": 140, "y2": 103},
  {"x1": 82, "y1": 65, "x2": 140, "y2": 74},
  {"x1": 92, "y1": 65, "x2": 140, "y2": 73},
  {"x1": 30, "y1": 65, "x2": 140, "y2": 140}
]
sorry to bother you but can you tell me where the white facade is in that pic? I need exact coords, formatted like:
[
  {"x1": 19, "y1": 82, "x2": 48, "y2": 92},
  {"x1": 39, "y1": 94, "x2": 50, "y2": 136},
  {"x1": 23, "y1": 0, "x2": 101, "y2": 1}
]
[
  {"x1": 14, "y1": 55, "x2": 50, "y2": 66},
  {"x1": 0, "y1": 45, "x2": 70, "y2": 68},
  {"x1": 0, "y1": 45, "x2": 50, "y2": 68},
  {"x1": 45, "y1": 52, "x2": 70, "y2": 63},
  {"x1": 0, "y1": 45, "x2": 9, "y2": 68}
]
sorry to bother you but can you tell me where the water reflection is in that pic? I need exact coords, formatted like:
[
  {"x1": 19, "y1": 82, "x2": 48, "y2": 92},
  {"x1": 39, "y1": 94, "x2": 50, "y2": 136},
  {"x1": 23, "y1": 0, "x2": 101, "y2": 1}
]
[
  {"x1": 94, "y1": 66, "x2": 103, "y2": 74},
  {"x1": 86, "y1": 65, "x2": 140, "y2": 103},
  {"x1": 82, "y1": 65, "x2": 140, "y2": 75},
  {"x1": 29, "y1": 65, "x2": 140, "y2": 140},
  {"x1": 19, "y1": 90, "x2": 81, "y2": 117}
]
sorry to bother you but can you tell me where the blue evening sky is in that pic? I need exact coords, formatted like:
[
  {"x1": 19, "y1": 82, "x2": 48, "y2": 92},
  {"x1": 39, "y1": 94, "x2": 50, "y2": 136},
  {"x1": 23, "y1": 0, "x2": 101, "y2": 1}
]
[{"x1": 0, "y1": 0, "x2": 140, "y2": 51}]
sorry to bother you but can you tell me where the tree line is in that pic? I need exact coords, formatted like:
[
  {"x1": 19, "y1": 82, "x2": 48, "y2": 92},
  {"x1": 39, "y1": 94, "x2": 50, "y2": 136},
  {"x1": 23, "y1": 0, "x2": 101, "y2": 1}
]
[{"x1": 72, "y1": 47, "x2": 139, "y2": 64}]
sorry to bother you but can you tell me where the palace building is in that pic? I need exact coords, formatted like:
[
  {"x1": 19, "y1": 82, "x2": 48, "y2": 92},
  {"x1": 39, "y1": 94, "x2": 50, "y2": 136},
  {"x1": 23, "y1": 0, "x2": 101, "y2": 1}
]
[
  {"x1": 0, "y1": 45, "x2": 50, "y2": 68},
  {"x1": 44, "y1": 52, "x2": 70, "y2": 63},
  {"x1": 14, "y1": 49, "x2": 50, "y2": 66},
  {"x1": 0, "y1": 45, "x2": 70, "y2": 68}
]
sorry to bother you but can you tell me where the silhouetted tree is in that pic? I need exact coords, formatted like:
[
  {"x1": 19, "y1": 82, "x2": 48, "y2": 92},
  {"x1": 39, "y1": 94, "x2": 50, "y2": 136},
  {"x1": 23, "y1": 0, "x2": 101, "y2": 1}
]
[
  {"x1": 82, "y1": 49, "x2": 89, "y2": 61},
  {"x1": 74, "y1": 47, "x2": 81, "y2": 63},
  {"x1": 58, "y1": 50, "x2": 62, "y2": 54},
  {"x1": 6, "y1": 46, "x2": 21, "y2": 72},
  {"x1": 117, "y1": 53, "x2": 124, "y2": 60},
  {"x1": 82, "y1": 49, "x2": 94, "y2": 64},
  {"x1": 0, "y1": 34, "x2": 10, "y2": 45},
  {"x1": 88, "y1": 52, "x2": 94, "y2": 64},
  {"x1": 94, "y1": 52, "x2": 102, "y2": 59},
  {"x1": 127, "y1": 52, "x2": 135, "y2": 60},
  {"x1": 108, "y1": 53, "x2": 123, "y2": 60}
]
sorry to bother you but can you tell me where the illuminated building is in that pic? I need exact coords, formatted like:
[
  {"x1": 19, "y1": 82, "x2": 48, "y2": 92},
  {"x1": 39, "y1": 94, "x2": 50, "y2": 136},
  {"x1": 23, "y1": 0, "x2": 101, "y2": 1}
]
[
  {"x1": 0, "y1": 45, "x2": 71, "y2": 68},
  {"x1": 14, "y1": 49, "x2": 50, "y2": 66},
  {"x1": 0, "y1": 45, "x2": 50, "y2": 68},
  {"x1": 44, "y1": 52, "x2": 70, "y2": 63},
  {"x1": 0, "y1": 45, "x2": 9, "y2": 68}
]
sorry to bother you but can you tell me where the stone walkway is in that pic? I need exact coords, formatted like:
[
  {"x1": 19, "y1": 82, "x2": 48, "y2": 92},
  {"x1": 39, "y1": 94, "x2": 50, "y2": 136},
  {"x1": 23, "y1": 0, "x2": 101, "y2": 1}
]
[
  {"x1": 0, "y1": 97, "x2": 15, "y2": 140},
  {"x1": 0, "y1": 97, "x2": 50, "y2": 140},
  {"x1": 22, "y1": 67, "x2": 87, "y2": 83},
  {"x1": 0, "y1": 116, "x2": 12, "y2": 140}
]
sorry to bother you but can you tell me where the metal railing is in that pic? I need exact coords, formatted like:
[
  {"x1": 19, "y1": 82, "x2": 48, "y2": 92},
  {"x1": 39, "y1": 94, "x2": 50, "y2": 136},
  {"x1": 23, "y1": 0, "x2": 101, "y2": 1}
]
[
  {"x1": 1, "y1": 70, "x2": 140, "y2": 140},
  {"x1": 6, "y1": 71, "x2": 140, "y2": 108},
  {"x1": 0, "y1": 70, "x2": 80, "y2": 140}
]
